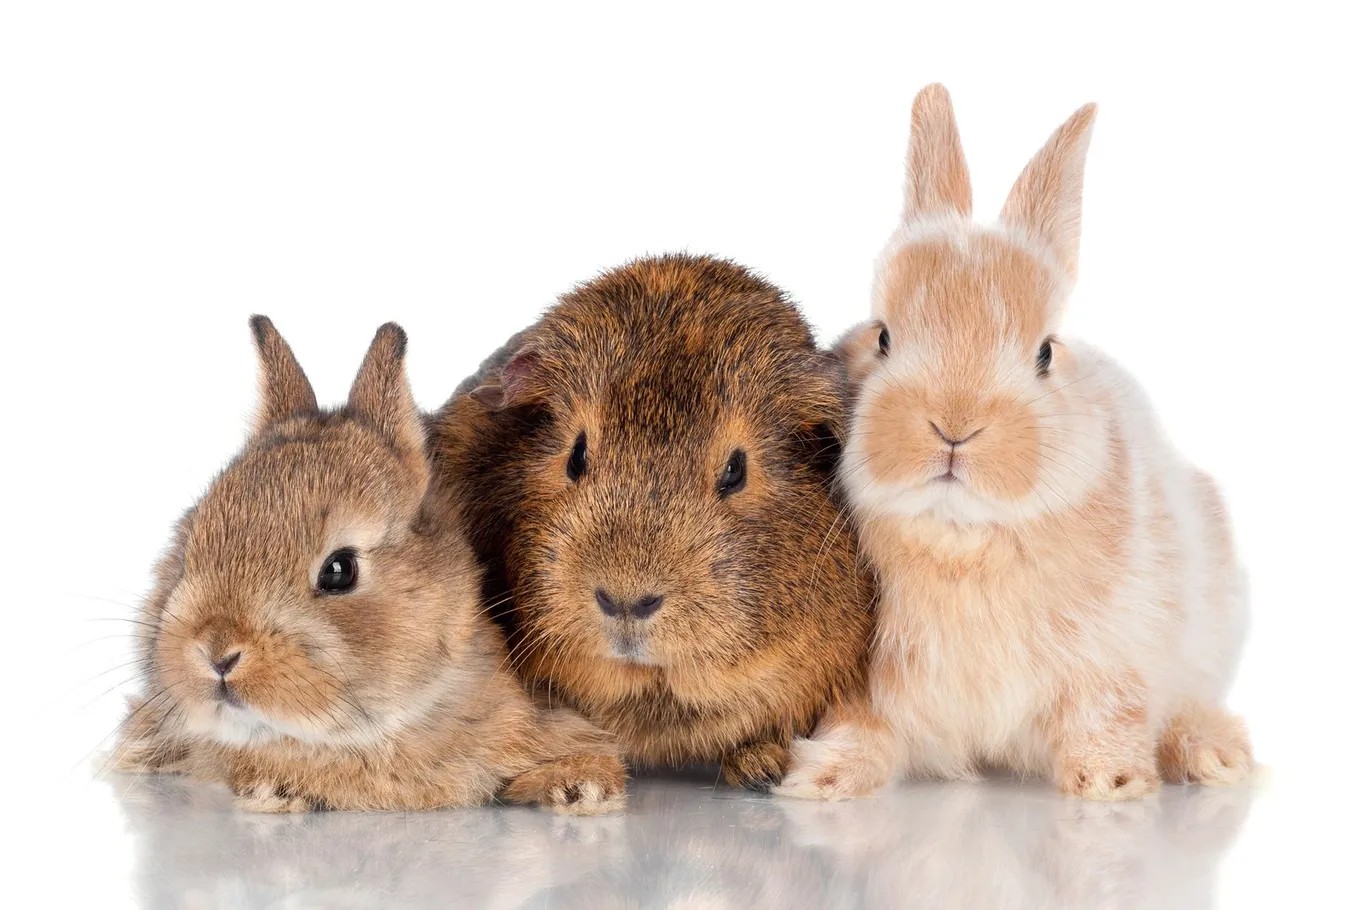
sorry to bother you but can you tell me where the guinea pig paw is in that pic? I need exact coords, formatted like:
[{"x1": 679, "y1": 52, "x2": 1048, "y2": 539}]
[
  {"x1": 548, "y1": 777, "x2": 628, "y2": 817},
  {"x1": 509, "y1": 754, "x2": 628, "y2": 816},
  {"x1": 722, "y1": 741, "x2": 789, "y2": 793},
  {"x1": 1058, "y1": 762, "x2": 1160, "y2": 802}
]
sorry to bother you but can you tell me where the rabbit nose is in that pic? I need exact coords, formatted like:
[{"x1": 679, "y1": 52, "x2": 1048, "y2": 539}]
[
  {"x1": 929, "y1": 421, "x2": 983, "y2": 447},
  {"x1": 595, "y1": 589, "x2": 665, "y2": 620},
  {"x1": 210, "y1": 650, "x2": 242, "y2": 679}
]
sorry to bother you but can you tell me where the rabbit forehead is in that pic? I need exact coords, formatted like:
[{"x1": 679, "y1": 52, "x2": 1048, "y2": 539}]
[
  {"x1": 183, "y1": 423, "x2": 414, "y2": 567},
  {"x1": 876, "y1": 230, "x2": 1056, "y2": 358}
]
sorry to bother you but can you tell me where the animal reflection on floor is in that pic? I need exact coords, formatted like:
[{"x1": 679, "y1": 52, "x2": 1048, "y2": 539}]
[{"x1": 112, "y1": 770, "x2": 1253, "y2": 909}]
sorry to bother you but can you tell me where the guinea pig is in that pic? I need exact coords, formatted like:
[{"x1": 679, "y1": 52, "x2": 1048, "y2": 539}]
[
  {"x1": 431, "y1": 253, "x2": 875, "y2": 790},
  {"x1": 109, "y1": 317, "x2": 625, "y2": 814}
]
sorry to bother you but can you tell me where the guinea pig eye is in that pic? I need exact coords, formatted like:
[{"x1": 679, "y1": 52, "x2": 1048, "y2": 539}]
[
  {"x1": 566, "y1": 431, "x2": 589, "y2": 482},
  {"x1": 717, "y1": 449, "x2": 747, "y2": 497},
  {"x1": 317, "y1": 549, "x2": 359, "y2": 594},
  {"x1": 877, "y1": 325, "x2": 891, "y2": 357},
  {"x1": 1036, "y1": 337, "x2": 1055, "y2": 377}
]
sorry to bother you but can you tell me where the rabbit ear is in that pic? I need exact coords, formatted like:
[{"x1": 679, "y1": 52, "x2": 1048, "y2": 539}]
[
  {"x1": 348, "y1": 323, "x2": 426, "y2": 471},
  {"x1": 469, "y1": 346, "x2": 544, "y2": 410},
  {"x1": 902, "y1": 84, "x2": 972, "y2": 222},
  {"x1": 249, "y1": 315, "x2": 318, "y2": 433},
  {"x1": 999, "y1": 103, "x2": 1098, "y2": 281}
]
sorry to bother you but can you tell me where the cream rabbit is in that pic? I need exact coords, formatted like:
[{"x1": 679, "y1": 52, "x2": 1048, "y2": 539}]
[{"x1": 779, "y1": 85, "x2": 1252, "y2": 801}]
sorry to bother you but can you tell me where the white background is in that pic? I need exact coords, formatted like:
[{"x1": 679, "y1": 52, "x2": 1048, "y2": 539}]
[{"x1": 2, "y1": 2, "x2": 1365, "y2": 907}]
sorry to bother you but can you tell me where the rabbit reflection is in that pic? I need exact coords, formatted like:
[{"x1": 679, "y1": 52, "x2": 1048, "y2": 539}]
[
  {"x1": 778, "y1": 780, "x2": 1253, "y2": 909},
  {"x1": 114, "y1": 775, "x2": 626, "y2": 909}
]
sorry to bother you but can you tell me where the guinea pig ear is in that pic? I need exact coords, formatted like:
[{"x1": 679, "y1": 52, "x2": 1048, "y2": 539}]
[
  {"x1": 902, "y1": 83, "x2": 973, "y2": 222},
  {"x1": 789, "y1": 350, "x2": 850, "y2": 479},
  {"x1": 348, "y1": 323, "x2": 427, "y2": 477},
  {"x1": 469, "y1": 346, "x2": 544, "y2": 410},
  {"x1": 999, "y1": 102, "x2": 1098, "y2": 283},
  {"x1": 248, "y1": 315, "x2": 319, "y2": 434}
]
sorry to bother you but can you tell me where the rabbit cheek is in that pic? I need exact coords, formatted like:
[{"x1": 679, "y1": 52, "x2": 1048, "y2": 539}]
[
  {"x1": 158, "y1": 615, "x2": 346, "y2": 743},
  {"x1": 962, "y1": 402, "x2": 1042, "y2": 503},
  {"x1": 862, "y1": 382, "x2": 946, "y2": 490},
  {"x1": 233, "y1": 637, "x2": 344, "y2": 731}
]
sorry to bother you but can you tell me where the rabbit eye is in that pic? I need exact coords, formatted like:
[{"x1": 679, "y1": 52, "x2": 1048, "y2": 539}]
[
  {"x1": 877, "y1": 325, "x2": 891, "y2": 357},
  {"x1": 567, "y1": 431, "x2": 588, "y2": 482},
  {"x1": 1036, "y1": 338, "x2": 1055, "y2": 377},
  {"x1": 717, "y1": 449, "x2": 747, "y2": 497},
  {"x1": 317, "y1": 549, "x2": 359, "y2": 594}
]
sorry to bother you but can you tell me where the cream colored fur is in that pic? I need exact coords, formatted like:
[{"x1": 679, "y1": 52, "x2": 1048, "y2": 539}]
[{"x1": 778, "y1": 85, "x2": 1252, "y2": 802}]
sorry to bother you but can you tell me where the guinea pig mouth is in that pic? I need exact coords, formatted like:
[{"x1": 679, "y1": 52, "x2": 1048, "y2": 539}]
[{"x1": 604, "y1": 624, "x2": 654, "y2": 665}]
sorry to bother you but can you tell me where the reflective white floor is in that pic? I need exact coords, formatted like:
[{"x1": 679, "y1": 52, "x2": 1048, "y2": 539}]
[
  {"x1": 16, "y1": 608, "x2": 1351, "y2": 909},
  {"x1": 40, "y1": 770, "x2": 1275, "y2": 909}
]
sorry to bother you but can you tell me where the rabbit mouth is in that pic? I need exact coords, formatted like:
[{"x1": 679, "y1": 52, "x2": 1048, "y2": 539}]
[{"x1": 183, "y1": 697, "x2": 279, "y2": 746}]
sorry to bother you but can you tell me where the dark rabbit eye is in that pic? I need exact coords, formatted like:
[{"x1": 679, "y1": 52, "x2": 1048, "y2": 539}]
[
  {"x1": 877, "y1": 325, "x2": 891, "y2": 357},
  {"x1": 718, "y1": 449, "x2": 747, "y2": 497},
  {"x1": 567, "y1": 431, "x2": 588, "y2": 482},
  {"x1": 1036, "y1": 338, "x2": 1055, "y2": 377},
  {"x1": 317, "y1": 549, "x2": 358, "y2": 594}
]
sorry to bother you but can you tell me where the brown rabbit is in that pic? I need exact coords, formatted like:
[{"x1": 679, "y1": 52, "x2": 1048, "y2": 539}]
[
  {"x1": 431, "y1": 254, "x2": 875, "y2": 789},
  {"x1": 110, "y1": 317, "x2": 626, "y2": 814}
]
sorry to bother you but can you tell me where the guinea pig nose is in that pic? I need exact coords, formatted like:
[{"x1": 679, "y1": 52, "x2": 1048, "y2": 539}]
[
  {"x1": 631, "y1": 594, "x2": 664, "y2": 619},
  {"x1": 210, "y1": 650, "x2": 242, "y2": 679},
  {"x1": 595, "y1": 589, "x2": 665, "y2": 619},
  {"x1": 595, "y1": 588, "x2": 627, "y2": 617}
]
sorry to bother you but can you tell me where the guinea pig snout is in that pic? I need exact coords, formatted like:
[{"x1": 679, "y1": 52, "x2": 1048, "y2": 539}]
[{"x1": 595, "y1": 588, "x2": 665, "y2": 620}]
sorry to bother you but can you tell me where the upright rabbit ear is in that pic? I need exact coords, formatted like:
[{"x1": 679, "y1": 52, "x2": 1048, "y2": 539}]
[
  {"x1": 902, "y1": 84, "x2": 973, "y2": 222},
  {"x1": 469, "y1": 346, "x2": 545, "y2": 410},
  {"x1": 999, "y1": 103, "x2": 1098, "y2": 282},
  {"x1": 348, "y1": 323, "x2": 426, "y2": 474},
  {"x1": 249, "y1": 315, "x2": 319, "y2": 434}
]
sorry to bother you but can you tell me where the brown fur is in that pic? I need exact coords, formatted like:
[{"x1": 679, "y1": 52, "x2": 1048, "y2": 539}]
[
  {"x1": 110, "y1": 318, "x2": 625, "y2": 814},
  {"x1": 431, "y1": 254, "x2": 875, "y2": 789}
]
